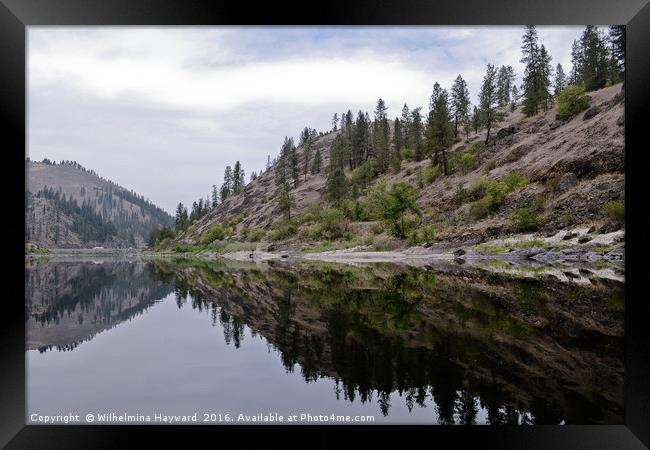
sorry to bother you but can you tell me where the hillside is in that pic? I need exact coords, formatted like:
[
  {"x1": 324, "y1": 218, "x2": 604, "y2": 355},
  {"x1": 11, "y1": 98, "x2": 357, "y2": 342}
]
[
  {"x1": 170, "y1": 83, "x2": 624, "y2": 252},
  {"x1": 26, "y1": 161, "x2": 173, "y2": 248}
]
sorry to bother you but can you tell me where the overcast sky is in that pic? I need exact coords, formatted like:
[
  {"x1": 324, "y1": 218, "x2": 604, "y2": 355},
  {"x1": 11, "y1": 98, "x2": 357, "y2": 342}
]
[{"x1": 27, "y1": 26, "x2": 585, "y2": 214}]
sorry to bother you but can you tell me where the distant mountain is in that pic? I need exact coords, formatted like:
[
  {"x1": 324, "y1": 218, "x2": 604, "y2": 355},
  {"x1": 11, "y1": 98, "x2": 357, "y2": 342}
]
[{"x1": 26, "y1": 160, "x2": 173, "y2": 248}]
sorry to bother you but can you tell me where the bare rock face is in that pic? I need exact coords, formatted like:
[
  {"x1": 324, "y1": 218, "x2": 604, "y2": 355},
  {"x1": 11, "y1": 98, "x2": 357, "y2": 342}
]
[
  {"x1": 583, "y1": 105, "x2": 601, "y2": 120},
  {"x1": 558, "y1": 172, "x2": 578, "y2": 192},
  {"x1": 495, "y1": 125, "x2": 519, "y2": 140}
]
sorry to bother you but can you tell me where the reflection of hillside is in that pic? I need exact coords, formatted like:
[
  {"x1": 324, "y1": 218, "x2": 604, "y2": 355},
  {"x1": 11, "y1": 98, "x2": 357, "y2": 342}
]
[
  {"x1": 26, "y1": 261, "x2": 174, "y2": 351},
  {"x1": 151, "y1": 259, "x2": 624, "y2": 424}
]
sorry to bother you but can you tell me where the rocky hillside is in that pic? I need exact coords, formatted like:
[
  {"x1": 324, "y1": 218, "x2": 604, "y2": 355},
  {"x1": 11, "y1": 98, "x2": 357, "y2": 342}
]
[
  {"x1": 26, "y1": 161, "x2": 173, "y2": 248},
  {"x1": 174, "y1": 83, "x2": 624, "y2": 249}
]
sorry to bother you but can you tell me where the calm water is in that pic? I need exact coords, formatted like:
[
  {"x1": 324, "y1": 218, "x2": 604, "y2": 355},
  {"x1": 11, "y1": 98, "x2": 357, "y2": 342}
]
[{"x1": 25, "y1": 258, "x2": 625, "y2": 424}]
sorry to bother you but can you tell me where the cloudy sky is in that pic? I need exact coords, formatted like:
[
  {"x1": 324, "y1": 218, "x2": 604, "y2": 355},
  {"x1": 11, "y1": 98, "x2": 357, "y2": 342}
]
[{"x1": 28, "y1": 26, "x2": 584, "y2": 214}]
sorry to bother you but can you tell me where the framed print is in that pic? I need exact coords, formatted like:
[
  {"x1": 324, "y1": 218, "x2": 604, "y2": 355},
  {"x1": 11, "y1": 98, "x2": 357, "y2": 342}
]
[{"x1": 2, "y1": 0, "x2": 649, "y2": 447}]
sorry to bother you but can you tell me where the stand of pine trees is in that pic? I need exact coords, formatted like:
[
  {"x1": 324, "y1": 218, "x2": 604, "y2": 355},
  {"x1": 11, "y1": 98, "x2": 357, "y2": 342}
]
[{"x1": 32, "y1": 187, "x2": 118, "y2": 243}]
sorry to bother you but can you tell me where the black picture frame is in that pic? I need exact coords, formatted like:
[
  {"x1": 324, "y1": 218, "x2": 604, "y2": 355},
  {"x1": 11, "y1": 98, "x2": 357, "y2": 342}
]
[{"x1": 2, "y1": 0, "x2": 648, "y2": 447}]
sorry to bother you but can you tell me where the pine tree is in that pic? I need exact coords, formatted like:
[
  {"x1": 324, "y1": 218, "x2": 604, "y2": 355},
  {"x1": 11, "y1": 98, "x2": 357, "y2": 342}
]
[
  {"x1": 300, "y1": 126, "x2": 318, "y2": 181},
  {"x1": 580, "y1": 25, "x2": 610, "y2": 91},
  {"x1": 222, "y1": 166, "x2": 233, "y2": 199},
  {"x1": 538, "y1": 45, "x2": 553, "y2": 110},
  {"x1": 232, "y1": 161, "x2": 245, "y2": 194},
  {"x1": 352, "y1": 110, "x2": 370, "y2": 167},
  {"x1": 343, "y1": 110, "x2": 354, "y2": 169},
  {"x1": 288, "y1": 140, "x2": 299, "y2": 188},
  {"x1": 425, "y1": 82, "x2": 453, "y2": 173},
  {"x1": 266, "y1": 155, "x2": 271, "y2": 172},
  {"x1": 471, "y1": 105, "x2": 483, "y2": 134},
  {"x1": 496, "y1": 66, "x2": 516, "y2": 107},
  {"x1": 219, "y1": 184, "x2": 229, "y2": 202},
  {"x1": 392, "y1": 117, "x2": 403, "y2": 169},
  {"x1": 250, "y1": 171, "x2": 257, "y2": 182},
  {"x1": 189, "y1": 201, "x2": 199, "y2": 223},
  {"x1": 373, "y1": 98, "x2": 390, "y2": 171},
  {"x1": 409, "y1": 108, "x2": 425, "y2": 161},
  {"x1": 197, "y1": 199, "x2": 204, "y2": 218},
  {"x1": 554, "y1": 63, "x2": 567, "y2": 96},
  {"x1": 275, "y1": 137, "x2": 290, "y2": 187},
  {"x1": 274, "y1": 137, "x2": 295, "y2": 219},
  {"x1": 609, "y1": 25, "x2": 625, "y2": 73},
  {"x1": 331, "y1": 113, "x2": 339, "y2": 132},
  {"x1": 521, "y1": 25, "x2": 542, "y2": 116},
  {"x1": 326, "y1": 166, "x2": 348, "y2": 205},
  {"x1": 311, "y1": 147, "x2": 322, "y2": 174},
  {"x1": 569, "y1": 39, "x2": 584, "y2": 85},
  {"x1": 401, "y1": 103, "x2": 411, "y2": 129},
  {"x1": 211, "y1": 185, "x2": 219, "y2": 208},
  {"x1": 451, "y1": 74, "x2": 471, "y2": 138},
  {"x1": 479, "y1": 63, "x2": 503, "y2": 144},
  {"x1": 510, "y1": 85, "x2": 519, "y2": 112},
  {"x1": 276, "y1": 183, "x2": 294, "y2": 220}
]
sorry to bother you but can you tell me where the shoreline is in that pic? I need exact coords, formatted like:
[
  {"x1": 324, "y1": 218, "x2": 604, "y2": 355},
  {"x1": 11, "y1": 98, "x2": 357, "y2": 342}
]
[{"x1": 29, "y1": 228, "x2": 625, "y2": 284}]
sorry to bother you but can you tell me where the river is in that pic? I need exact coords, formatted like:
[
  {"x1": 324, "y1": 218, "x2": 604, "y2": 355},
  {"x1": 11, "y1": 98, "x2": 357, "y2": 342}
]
[{"x1": 25, "y1": 256, "x2": 624, "y2": 424}]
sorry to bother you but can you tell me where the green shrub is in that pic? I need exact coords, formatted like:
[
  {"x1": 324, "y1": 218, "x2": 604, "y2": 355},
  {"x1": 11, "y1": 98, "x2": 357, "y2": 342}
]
[
  {"x1": 201, "y1": 224, "x2": 226, "y2": 244},
  {"x1": 350, "y1": 158, "x2": 381, "y2": 195},
  {"x1": 468, "y1": 176, "x2": 489, "y2": 199},
  {"x1": 246, "y1": 228, "x2": 265, "y2": 242},
  {"x1": 511, "y1": 207, "x2": 544, "y2": 231},
  {"x1": 485, "y1": 179, "x2": 508, "y2": 205},
  {"x1": 421, "y1": 223, "x2": 436, "y2": 243},
  {"x1": 268, "y1": 221, "x2": 297, "y2": 241},
  {"x1": 340, "y1": 199, "x2": 367, "y2": 221},
  {"x1": 453, "y1": 184, "x2": 468, "y2": 206},
  {"x1": 366, "y1": 180, "x2": 421, "y2": 238},
  {"x1": 400, "y1": 148, "x2": 415, "y2": 160},
  {"x1": 602, "y1": 200, "x2": 624, "y2": 223},
  {"x1": 409, "y1": 223, "x2": 437, "y2": 245},
  {"x1": 226, "y1": 214, "x2": 245, "y2": 228},
  {"x1": 318, "y1": 208, "x2": 350, "y2": 240},
  {"x1": 465, "y1": 171, "x2": 529, "y2": 218},
  {"x1": 558, "y1": 84, "x2": 589, "y2": 120},
  {"x1": 501, "y1": 170, "x2": 529, "y2": 191},
  {"x1": 469, "y1": 195, "x2": 495, "y2": 219},
  {"x1": 459, "y1": 152, "x2": 478, "y2": 173},
  {"x1": 420, "y1": 164, "x2": 443, "y2": 184},
  {"x1": 299, "y1": 210, "x2": 317, "y2": 225}
]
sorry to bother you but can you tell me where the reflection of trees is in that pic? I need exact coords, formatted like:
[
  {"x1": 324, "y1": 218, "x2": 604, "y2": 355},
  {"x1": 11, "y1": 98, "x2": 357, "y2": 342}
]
[
  {"x1": 150, "y1": 260, "x2": 624, "y2": 424},
  {"x1": 27, "y1": 262, "x2": 173, "y2": 326},
  {"x1": 26, "y1": 261, "x2": 174, "y2": 352}
]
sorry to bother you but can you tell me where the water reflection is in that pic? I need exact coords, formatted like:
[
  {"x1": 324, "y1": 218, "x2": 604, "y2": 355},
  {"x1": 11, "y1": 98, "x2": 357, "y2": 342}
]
[
  {"x1": 26, "y1": 258, "x2": 624, "y2": 424},
  {"x1": 26, "y1": 260, "x2": 174, "y2": 352}
]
